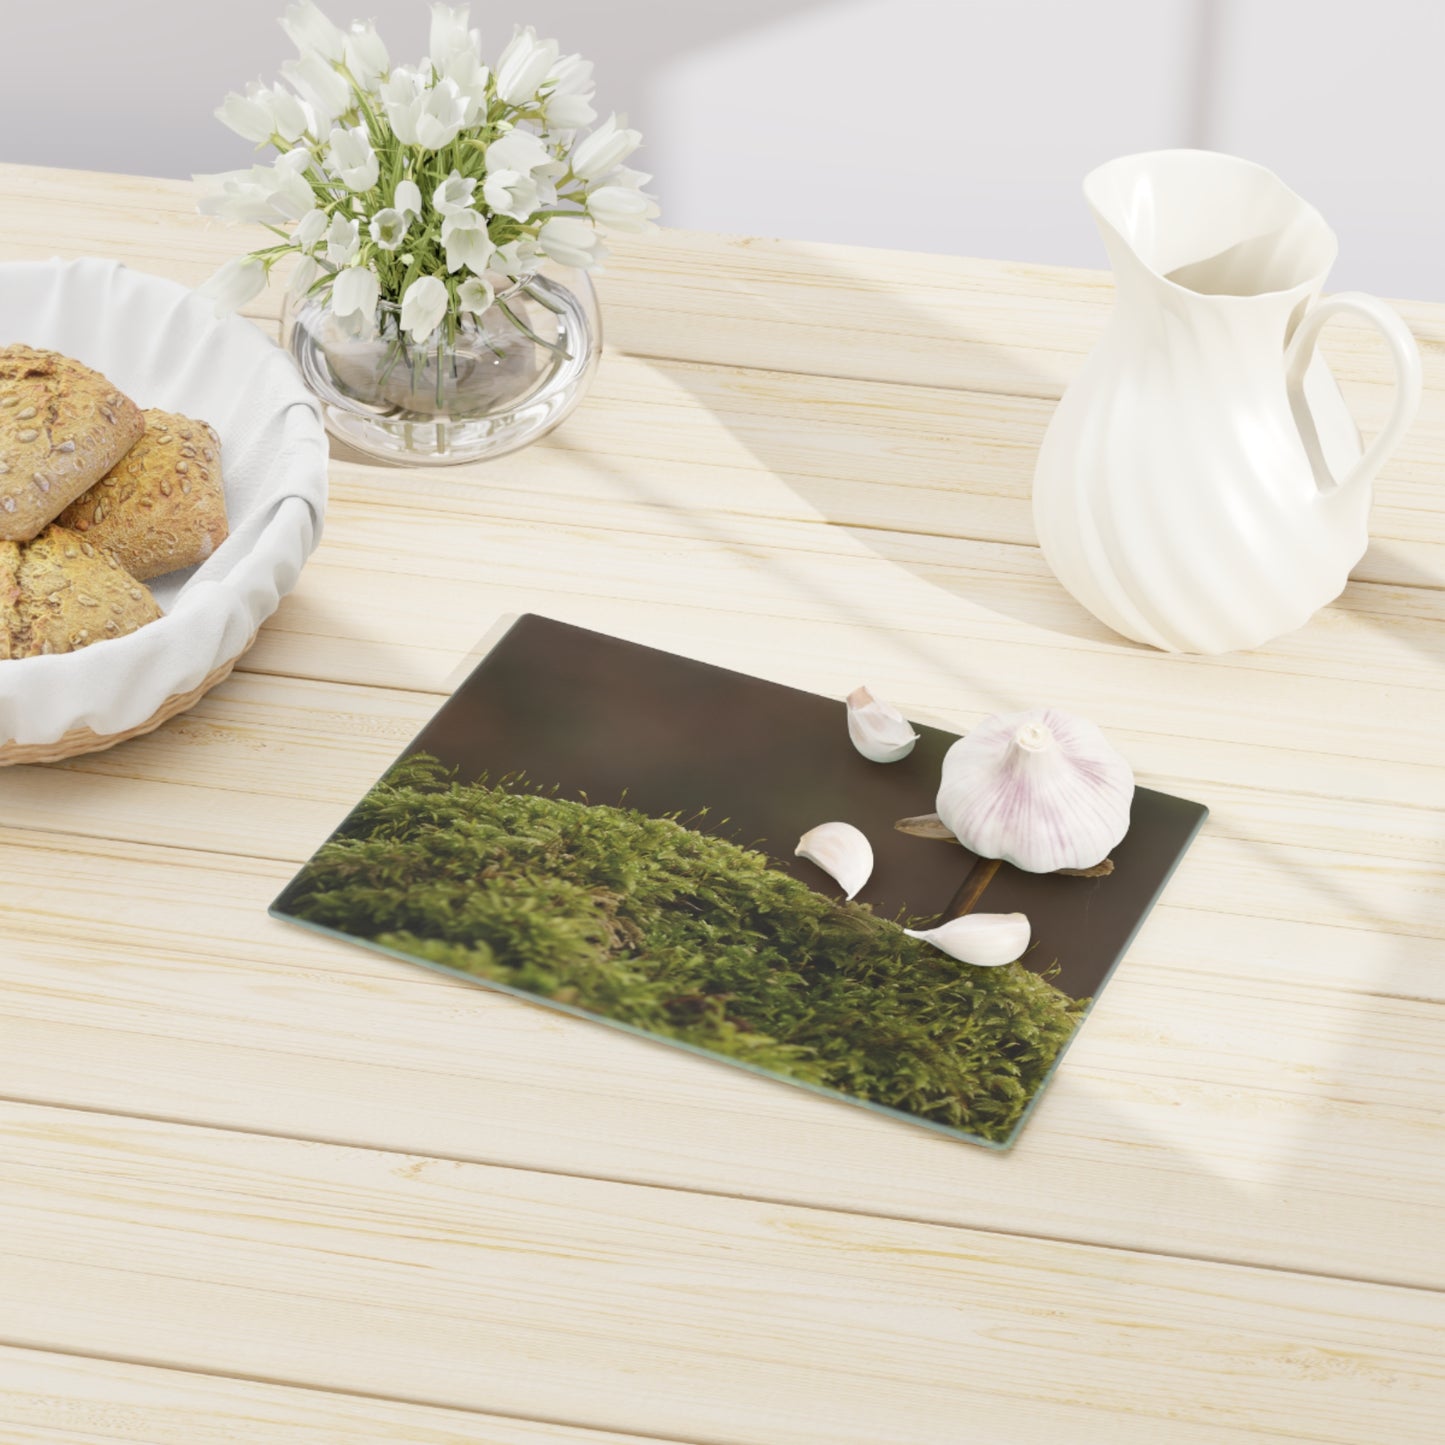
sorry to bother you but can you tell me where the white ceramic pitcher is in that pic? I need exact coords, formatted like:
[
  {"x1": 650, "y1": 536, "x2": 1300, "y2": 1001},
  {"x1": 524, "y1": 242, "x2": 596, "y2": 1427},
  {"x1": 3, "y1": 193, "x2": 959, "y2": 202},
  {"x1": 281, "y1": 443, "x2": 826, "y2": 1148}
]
[{"x1": 1032, "y1": 150, "x2": 1422, "y2": 654}]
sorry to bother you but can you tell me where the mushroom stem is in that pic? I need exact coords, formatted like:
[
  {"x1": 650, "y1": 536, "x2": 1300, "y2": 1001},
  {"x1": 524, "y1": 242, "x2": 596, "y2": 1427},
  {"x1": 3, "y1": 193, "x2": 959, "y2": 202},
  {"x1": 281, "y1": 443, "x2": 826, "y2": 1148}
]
[{"x1": 950, "y1": 857, "x2": 1001, "y2": 918}]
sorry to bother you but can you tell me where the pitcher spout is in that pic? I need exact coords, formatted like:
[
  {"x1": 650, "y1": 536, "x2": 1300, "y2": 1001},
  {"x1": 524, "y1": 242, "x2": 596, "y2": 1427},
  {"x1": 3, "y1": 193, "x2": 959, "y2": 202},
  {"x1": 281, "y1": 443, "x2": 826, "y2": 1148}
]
[{"x1": 1084, "y1": 149, "x2": 1337, "y2": 307}]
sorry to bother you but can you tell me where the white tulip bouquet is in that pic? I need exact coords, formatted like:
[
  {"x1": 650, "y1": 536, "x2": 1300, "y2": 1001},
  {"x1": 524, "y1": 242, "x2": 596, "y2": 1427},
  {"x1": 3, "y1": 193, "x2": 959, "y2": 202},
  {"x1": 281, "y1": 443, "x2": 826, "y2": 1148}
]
[{"x1": 197, "y1": 0, "x2": 657, "y2": 357}]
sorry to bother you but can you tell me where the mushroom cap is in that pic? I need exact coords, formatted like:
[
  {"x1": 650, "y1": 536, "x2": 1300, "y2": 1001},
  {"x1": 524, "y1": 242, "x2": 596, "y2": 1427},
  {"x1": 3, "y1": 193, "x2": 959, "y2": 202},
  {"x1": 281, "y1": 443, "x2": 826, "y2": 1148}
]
[{"x1": 936, "y1": 706, "x2": 1134, "y2": 873}]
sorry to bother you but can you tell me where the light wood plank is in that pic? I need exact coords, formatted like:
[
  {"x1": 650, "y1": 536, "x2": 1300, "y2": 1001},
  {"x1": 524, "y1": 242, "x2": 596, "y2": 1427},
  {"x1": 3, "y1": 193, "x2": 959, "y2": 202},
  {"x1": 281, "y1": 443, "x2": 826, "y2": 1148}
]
[
  {"x1": 3, "y1": 829, "x2": 1444, "y2": 1291},
  {"x1": 275, "y1": 351, "x2": 1445, "y2": 607},
  {"x1": 531, "y1": 353, "x2": 1445, "y2": 578},
  {"x1": 234, "y1": 498, "x2": 1445, "y2": 773},
  {"x1": 5, "y1": 1102, "x2": 1445, "y2": 1445},
  {"x1": 1, "y1": 161, "x2": 1440, "y2": 404},
  {"x1": 0, "y1": 164, "x2": 1438, "y2": 593},
  {"x1": 0, "y1": 160, "x2": 1441, "y2": 501},
  {"x1": 2, "y1": 667, "x2": 1440, "y2": 954},
  {"x1": 327, "y1": 385, "x2": 1445, "y2": 680},
  {"x1": 0, "y1": 1346, "x2": 667, "y2": 1445},
  {"x1": 1, "y1": 160, "x2": 1443, "y2": 1441}
]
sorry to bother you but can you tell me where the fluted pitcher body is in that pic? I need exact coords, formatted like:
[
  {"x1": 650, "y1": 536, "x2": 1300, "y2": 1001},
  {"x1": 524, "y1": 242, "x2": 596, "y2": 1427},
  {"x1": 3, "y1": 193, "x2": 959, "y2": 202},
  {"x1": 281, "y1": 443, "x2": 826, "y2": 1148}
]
[{"x1": 1033, "y1": 150, "x2": 1421, "y2": 654}]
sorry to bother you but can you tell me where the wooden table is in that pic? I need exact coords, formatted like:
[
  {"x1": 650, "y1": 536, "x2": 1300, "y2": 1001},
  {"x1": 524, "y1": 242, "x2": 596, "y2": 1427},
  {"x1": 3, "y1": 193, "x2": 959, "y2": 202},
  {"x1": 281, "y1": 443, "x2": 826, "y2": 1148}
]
[{"x1": 1, "y1": 163, "x2": 1443, "y2": 1445}]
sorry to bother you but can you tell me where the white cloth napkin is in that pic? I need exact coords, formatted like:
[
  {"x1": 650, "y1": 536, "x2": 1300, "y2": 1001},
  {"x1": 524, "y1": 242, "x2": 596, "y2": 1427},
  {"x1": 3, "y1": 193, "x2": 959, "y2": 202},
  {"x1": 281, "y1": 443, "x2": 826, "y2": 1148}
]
[{"x1": 0, "y1": 257, "x2": 328, "y2": 746}]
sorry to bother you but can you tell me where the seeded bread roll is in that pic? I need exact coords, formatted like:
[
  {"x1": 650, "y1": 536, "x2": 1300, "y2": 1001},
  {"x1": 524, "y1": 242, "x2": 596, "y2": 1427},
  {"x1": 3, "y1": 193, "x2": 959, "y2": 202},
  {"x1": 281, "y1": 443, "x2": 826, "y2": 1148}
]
[
  {"x1": 57, "y1": 409, "x2": 228, "y2": 580},
  {"x1": 0, "y1": 345, "x2": 145, "y2": 543},
  {"x1": 0, "y1": 524, "x2": 161, "y2": 659},
  {"x1": 0, "y1": 541, "x2": 19, "y2": 660}
]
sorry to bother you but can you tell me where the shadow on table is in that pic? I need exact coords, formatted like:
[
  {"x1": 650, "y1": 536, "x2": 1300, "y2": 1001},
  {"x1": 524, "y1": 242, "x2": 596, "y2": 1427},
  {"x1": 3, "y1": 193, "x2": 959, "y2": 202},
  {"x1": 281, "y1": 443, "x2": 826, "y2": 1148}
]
[
  {"x1": 276, "y1": 235, "x2": 1441, "y2": 1301},
  {"x1": 615, "y1": 251, "x2": 1123, "y2": 648},
  {"x1": 565, "y1": 235, "x2": 1445, "y2": 1295}
]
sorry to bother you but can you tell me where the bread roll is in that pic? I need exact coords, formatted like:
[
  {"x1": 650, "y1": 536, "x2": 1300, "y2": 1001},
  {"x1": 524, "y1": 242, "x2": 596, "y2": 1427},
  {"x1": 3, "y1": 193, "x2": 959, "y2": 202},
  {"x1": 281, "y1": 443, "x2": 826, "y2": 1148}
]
[
  {"x1": 0, "y1": 524, "x2": 161, "y2": 659},
  {"x1": 0, "y1": 345, "x2": 145, "y2": 543},
  {"x1": 58, "y1": 409, "x2": 228, "y2": 580}
]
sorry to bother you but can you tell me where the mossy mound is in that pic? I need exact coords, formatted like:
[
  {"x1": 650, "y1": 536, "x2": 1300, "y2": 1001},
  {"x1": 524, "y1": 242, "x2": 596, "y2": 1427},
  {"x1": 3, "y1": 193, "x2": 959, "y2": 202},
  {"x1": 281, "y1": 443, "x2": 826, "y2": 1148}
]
[{"x1": 282, "y1": 753, "x2": 1086, "y2": 1142}]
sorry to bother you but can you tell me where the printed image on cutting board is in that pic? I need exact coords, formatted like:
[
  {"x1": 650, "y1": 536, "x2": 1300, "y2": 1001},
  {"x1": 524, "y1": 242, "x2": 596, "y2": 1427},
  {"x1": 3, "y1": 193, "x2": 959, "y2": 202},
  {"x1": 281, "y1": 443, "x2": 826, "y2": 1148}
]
[{"x1": 272, "y1": 614, "x2": 1207, "y2": 1148}]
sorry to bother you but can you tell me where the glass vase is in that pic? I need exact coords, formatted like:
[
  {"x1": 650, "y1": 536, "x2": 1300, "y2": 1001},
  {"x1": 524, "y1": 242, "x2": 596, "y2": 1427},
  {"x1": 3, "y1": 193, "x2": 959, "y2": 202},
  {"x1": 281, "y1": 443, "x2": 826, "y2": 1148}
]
[{"x1": 281, "y1": 263, "x2": 601, "y2": 465}]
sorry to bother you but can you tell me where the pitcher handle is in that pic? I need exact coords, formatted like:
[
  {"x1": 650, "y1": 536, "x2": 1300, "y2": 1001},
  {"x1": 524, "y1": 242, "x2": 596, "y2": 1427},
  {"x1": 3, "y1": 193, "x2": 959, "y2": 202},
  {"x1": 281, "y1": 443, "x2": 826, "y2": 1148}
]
[{"x1": 1285, "y1": 291, "x2": 1422, "y2": 497}]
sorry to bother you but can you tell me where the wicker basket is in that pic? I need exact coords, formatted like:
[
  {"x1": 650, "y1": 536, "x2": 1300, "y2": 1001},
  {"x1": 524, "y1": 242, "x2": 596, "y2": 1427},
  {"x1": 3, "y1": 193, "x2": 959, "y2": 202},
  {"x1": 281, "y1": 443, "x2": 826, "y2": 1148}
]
[
  {"x1": 0, "y1": 634, "x2": 256, "y2": 767},
  {"x1": 0, "y1": 258, "x2": 327, "y2": 763}
]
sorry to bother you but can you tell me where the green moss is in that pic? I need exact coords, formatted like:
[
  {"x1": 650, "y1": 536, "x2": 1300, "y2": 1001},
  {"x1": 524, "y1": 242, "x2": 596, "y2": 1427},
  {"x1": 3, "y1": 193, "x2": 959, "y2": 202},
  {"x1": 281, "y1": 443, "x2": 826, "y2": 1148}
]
[{"x1": 282, "y1": 753, "x2": 1086, "y2": 1143}]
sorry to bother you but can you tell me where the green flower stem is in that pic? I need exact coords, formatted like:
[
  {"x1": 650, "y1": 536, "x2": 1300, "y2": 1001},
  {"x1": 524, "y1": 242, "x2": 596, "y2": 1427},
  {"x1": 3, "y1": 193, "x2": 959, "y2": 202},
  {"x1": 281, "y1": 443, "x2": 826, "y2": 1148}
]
[{"x1": 496, "y1": 297, "x2": 571, "y2": 360}]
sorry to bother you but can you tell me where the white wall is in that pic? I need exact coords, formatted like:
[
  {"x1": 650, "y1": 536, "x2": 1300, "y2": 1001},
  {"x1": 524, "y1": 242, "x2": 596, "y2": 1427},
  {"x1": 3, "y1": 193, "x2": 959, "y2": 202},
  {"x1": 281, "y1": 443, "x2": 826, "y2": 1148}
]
[{"x1": 2, "y1": 0, "x2": 1439, "y2": 297}]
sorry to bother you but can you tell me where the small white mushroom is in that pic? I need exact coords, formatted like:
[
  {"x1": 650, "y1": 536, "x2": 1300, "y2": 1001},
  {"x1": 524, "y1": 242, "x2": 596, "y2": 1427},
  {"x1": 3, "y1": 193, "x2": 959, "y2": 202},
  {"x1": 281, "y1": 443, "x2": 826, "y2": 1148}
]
[
  {"x1": 904, "y1": 912, "x2": 1031, "y2": 967},
  {"x1": 795, "y1": 821, "x2": 874, "y2": 900},
  {"x1": 846, "y1": 685, "x2": 919, "y2": 763}
]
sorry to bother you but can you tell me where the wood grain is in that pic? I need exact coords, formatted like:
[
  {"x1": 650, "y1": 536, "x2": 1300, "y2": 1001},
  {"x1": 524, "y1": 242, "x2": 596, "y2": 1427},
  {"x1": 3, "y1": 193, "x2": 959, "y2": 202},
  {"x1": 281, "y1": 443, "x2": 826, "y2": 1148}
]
[
  {"x1": 0, "y1": 161, "x2": 1440, "y2": 400},
  {"x1": 3, "y1": 669, "x2": 1440, "y2": 951},
  {"x1": 4, "y1": 1102, "x2": 1444, "y2": 1445},
  {"x1": 0, "y1": 160, "x2": 1437, "y2": 587},
  {"x1": 0, "y1": 163, "x2": 1443, "y2": 1442},
  {"x1": 234, "y1": 500, "x2": 1445, "y2": 770},
  {"x1": 0, "y1": 1347, "x2": 668, "y2": 1445},
  {"x1": 3, "y1": 828, "x2": 1444, "y2": 1293}
]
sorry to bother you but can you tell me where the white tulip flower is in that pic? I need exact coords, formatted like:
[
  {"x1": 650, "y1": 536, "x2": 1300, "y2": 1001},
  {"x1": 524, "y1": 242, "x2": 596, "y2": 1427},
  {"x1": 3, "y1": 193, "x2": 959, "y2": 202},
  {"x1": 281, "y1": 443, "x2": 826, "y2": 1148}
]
[
  {"x1": 294, "y1": 206, "x2": 329, "y2": 251},
  {"x1": 587, "y1": 184, "x2": 660, "y2": 234},
  {"x1": 431, "y1": 170, "x2": 476, "y2": 217},
  {"x1": 332, "y1": 262, "x2": 380, "y2": 330},
  {"x1": 394, "y1": 179, "x2": 422, "y2": 218},
  {"x1": 485, "y1": 128, "x2": 552, "y2": 177},
  {"x1": 538, "y1": 214, "x2": 602, "y2": 268},
  {"x1": 380, "y1": 72, "x2": 469, "y2": 152},
  {"x1": 441, "y1": 210, "x2": 495, "y2": 274},
  {"x1": 327, "y1": 124, "x2": 379, "y2": 191},
  {"x1": 288, "y1": 253, "x2": 321, "y2": 299},
  {"x1": 571, "y1": 113, "x2": 642, "y2": 182},
  {"x1": 458, "y1": 275, "x2": 496, "y2": 315},
  {"x1": 216, "y1": 86, "x2": 281, "y2": 144},
  {"x1": 369, "y1": 207, "x2": 409, "y2": 250},
  {"x1": 280, "y1": 0, "x2": 345, "y2": 61},
  {"x1": 282, "y1": 52, "x2": 351, "y2": 123},
  {"x1": 263, "y1": 85, "x2": 311, "y2": 142},
  {"x1": 482, "y1": 169, "x2": 542, "y2": 222},
  {"x1": 602, "y1": 165, "x2": 652, "y2": 191},
  {"x1": 427, "y1": 3, "x2": 486, "y2": 119},
  {"x1": 399, "y1": 274, "x2": 449, "y2": 342},
  {"x1": 446, "y1": 52, "x2": 490, "y2": 123},
  {"x1": 415, "y1": 78, "x2": 470, "y2": 150},
  {"x1": 195, "y1": 167, "x2": 275, "y2": 224},
  {"x1": 482, "y1": 130, "x2": 555, "y2": 220},
  {"x1": 343, "y1": 20, "x2": 389, "y2": 87},
  {"x1": 492, "y1": 236, "x2": 540, "y2": 277},
  {"x1": 544, "y1": 53, "x2": 596, "y2": 132},
  {"x1": 429, "y1": 3, "x2": 477, "y2": 69},
  {"x1": 380, "y1": 67, "x2": 426, "y2": 144},
  {"x1": 271, "y1": 149, "x2": 317, "y2": 213},
  {"x1": 325, "y1": 213, "x2": 360, "y2": 265},
  {"x1": 197, "y1": 151, "x2": 312, "y2": 223},
  {"x1": 198, "y1": 255, "x2": 267, "y2": 316},
  {"x1": 494, "y1": 25, "x2": 560, "y2": 105}
]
